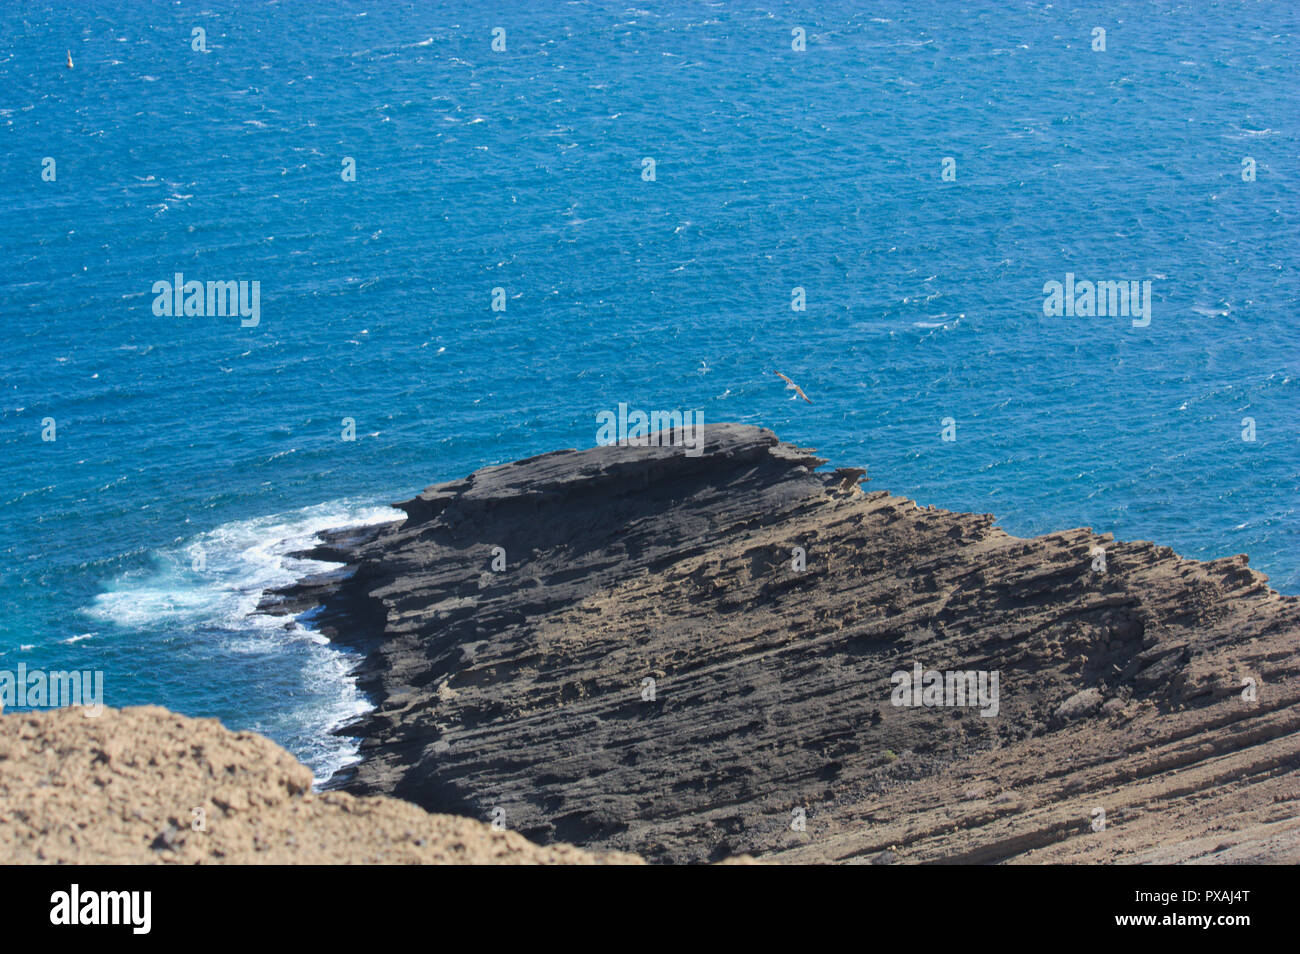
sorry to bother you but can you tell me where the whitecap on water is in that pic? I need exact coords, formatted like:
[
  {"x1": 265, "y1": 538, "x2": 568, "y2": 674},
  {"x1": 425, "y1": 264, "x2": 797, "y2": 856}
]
[{"x1": 84, "y1": 499, "x2": 402, "y2": 784}]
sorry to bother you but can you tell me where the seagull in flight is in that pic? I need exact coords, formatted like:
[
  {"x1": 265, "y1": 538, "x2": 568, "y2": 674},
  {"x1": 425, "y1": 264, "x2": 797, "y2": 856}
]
[{"x1": 774, "y1": 371, "x2": 812, "y2": 403}]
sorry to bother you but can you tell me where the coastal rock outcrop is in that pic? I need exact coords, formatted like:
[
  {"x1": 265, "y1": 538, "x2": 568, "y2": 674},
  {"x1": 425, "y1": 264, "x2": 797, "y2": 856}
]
[{"x1": 264, "y1": 423, "x2": 1300, "y2": 864}]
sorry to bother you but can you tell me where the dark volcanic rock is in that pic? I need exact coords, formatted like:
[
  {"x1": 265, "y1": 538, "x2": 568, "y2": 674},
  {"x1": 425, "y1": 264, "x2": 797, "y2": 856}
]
[{"x1": 261, "y1": 424, "x2": 1300, "y2": 864}]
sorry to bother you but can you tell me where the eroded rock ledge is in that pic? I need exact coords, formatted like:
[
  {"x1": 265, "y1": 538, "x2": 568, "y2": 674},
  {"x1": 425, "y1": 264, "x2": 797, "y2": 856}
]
[{"x1": 264, "y1": 423, "x2": 1300, "y2": 864}]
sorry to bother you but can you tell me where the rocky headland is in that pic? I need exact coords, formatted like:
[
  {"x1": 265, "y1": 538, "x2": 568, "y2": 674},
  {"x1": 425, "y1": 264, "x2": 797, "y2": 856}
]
[{"x1": 261, "y1": 423, "x2": 1300, "y2": 864}]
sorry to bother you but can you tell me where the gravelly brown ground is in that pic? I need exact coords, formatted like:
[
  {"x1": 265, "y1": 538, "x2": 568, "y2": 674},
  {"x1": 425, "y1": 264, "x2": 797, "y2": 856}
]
[{"x1": 0, "y1": 705, "x2": 640, "y2": 864}]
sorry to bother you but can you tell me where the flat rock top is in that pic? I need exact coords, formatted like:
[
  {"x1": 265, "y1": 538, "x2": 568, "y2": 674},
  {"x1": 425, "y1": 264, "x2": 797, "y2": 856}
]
[
  {"x1": 269, "y1": 423, "x2": 1300, "y2": 864},
  {"x1": 0, "y1": 706, "x2": 639, "y2": 865}
]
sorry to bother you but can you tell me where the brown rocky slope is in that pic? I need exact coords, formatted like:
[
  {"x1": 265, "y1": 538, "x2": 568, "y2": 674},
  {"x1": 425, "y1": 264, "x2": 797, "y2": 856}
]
[
  {"x1": 0, "y1": 705, "x2": 639, "y2": 864},
  {"x1": 262, "y1": 423, "x2": 1300, "y2": 864}
]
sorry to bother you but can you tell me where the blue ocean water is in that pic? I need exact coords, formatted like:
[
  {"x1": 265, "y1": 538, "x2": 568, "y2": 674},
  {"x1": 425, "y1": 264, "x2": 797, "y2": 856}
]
[{"x1": 2, "y1": 2, "x2": 1296, "y2": 779}]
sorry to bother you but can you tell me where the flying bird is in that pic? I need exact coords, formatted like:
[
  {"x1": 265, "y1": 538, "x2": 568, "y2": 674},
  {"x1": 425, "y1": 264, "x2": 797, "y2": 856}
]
[{"x1": 774, "y1": 371, "x2": 812, "y2": 403}]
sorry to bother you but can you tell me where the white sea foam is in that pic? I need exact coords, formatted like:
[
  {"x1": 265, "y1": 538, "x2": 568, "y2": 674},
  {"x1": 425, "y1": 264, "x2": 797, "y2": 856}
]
[{"x1": 85, "y1": 499, "x2": 402, "y2": 784}]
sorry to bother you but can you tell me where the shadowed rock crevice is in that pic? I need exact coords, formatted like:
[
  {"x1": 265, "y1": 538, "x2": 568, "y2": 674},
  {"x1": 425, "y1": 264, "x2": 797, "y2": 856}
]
[{"x1": 262, "y1": 423, "x2": 1300, "y2": 864}]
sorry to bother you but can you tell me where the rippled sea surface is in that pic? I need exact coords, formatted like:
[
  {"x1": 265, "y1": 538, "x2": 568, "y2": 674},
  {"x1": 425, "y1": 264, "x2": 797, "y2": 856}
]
[{"x1": 2, "y1": 1, "x2": 1296, "y2": 778}]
